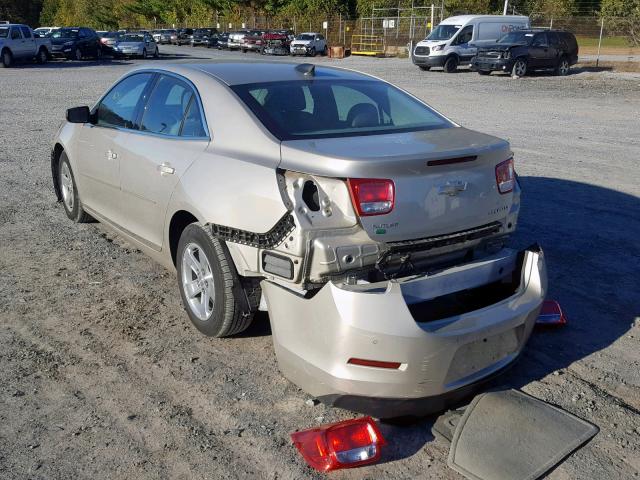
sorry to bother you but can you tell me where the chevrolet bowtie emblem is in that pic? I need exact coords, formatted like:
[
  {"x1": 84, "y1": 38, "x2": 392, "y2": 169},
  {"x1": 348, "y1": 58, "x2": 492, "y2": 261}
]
[{"x1": 438, "y1": 180, "x2": 468, "y2": 196}]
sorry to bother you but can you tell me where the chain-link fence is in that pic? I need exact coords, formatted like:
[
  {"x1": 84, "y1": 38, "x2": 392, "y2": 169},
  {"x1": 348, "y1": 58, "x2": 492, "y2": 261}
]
[{"x1": 139, "y1": 10, "x2": 638, "y2": 60}]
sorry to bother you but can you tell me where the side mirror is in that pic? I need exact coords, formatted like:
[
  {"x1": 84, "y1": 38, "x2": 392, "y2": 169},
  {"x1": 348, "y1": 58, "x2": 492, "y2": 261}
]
[{"x1": 67, "y1": 106, "x2": 92, "y2": 124}]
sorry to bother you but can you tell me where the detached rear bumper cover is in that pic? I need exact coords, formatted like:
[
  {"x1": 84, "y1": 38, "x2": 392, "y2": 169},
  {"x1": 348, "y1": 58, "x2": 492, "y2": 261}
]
[{"x1": 262, "y1": 246, "x2": 546, "y2": 417}]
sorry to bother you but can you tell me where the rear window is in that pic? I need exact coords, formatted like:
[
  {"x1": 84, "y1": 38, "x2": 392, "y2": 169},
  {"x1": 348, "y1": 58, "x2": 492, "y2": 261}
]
[
  {"x1": 231, "y1": 79, "x2": 452, "y2": 141},
  {"x1": 0, "y1": 27, "x2": 8, "y2": 38}
]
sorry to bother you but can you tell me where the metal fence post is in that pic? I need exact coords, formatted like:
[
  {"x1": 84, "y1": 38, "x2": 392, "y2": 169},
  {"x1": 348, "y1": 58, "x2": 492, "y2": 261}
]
[{"x1": 596, "y1": 17, "x2": 604, "y2": 67}]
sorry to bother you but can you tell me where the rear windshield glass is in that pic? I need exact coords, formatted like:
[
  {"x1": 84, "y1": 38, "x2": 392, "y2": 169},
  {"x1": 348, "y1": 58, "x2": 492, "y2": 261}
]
[
  {"x1": 498, "y1": 31, "x2": 534, "y2": 44},
  {"x1": 0, "y1": 27, "x2": 8, "y2": 38},
  {"x1": 122, "y1": 34, "x2": 143, "y2": 41},
  {"x1": 231, "y1": 80, "x2": 452, "y2": 140},
  {"x1": 296, "y1": 34, "x2": 315, "y2": 40}
]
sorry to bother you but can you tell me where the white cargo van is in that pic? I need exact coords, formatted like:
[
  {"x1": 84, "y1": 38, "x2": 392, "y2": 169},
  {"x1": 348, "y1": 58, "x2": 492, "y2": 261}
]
[{"x1": 412, "y1": 15, "x2": 530, "y2": 72}]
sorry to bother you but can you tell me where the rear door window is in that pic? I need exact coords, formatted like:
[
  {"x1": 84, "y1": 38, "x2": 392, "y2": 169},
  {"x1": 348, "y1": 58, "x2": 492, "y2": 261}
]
[
  {"x1": 20, "y1": 26, "x2": 32, "y2": 38},
  {"x1": 140, "y1": 75, "x2": 206, "y2": 137},
  {"x1": 96, "y1": 73, "x2": 153, "y2": 129},
  {"x1": 10, "y1": 27, "x2": 22, "y2": 40}
]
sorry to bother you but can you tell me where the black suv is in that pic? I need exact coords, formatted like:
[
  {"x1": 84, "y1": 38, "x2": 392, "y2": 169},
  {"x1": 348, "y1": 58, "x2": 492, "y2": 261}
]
[
  {"x1": 191, "y1": 28, "x2": 218, "y2": 47},
  {"x1": 173, "y1": 28, "x2": 194, "y2": 45},
  {"x1": 471, "y1": 29, "x2": 578, "y2": 77},
  {"x1": 49, "y1": 27, "x2": 102, "y2": 61}
]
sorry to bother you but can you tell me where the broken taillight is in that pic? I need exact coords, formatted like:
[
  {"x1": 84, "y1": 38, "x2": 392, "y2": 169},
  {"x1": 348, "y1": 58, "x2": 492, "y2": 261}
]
[
  {"x1": 291, "y1": 417, "x2": 386, "y2": 471},
  {"x1": 495, "y1": 158, "x2": 515, "y2": 194},
  {"x1": 348, "y1": 178, "x2": 395, "y2": 216},
  {"x1": 536, "y1": 300, "x2": 567, "y2": 325}
]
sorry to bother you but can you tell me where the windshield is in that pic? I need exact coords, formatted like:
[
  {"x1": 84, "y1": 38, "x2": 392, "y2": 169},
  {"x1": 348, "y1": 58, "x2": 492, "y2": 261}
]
[
  {"x1": 426, "y1": 24, "x2": 460, "y2": 41},
  {"x1": 104, "y1": 31, "x2": 120, "y2": 38},
  {"x1": 232, "y1": 79, "x2": 452, "y2": 141},
  {"x1": 52, "y1": 28, "x2": 78, "y2": 39},
  {"x1": 195, "y1": 29, "x2": 211, "y2": 34},
  {"x1": 122, "y1": 34, "x2": 143, "y2": 42},
  {"x1": 296, "y1": 34, "x2": 314, "y2": 41},
  {"x1": 0, "y1": 27, "x2": 8, "y2": 38},
  {"x1": 497, "y1": 31, "x2": 534, "y2": 44}
]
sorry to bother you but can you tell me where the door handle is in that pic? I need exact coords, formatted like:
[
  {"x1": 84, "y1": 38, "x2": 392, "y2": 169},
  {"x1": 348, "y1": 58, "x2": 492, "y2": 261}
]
[
  {"x1": 157, "y1": 163, "x2": 175, "y2": 176},
  {"x1": 106, "y1": 150, "x2": 118, "y2": 160}
]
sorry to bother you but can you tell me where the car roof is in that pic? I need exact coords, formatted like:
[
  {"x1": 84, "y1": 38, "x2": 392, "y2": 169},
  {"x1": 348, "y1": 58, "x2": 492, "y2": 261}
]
[
  {"x1": 441, "y1": 15, "x2": 528, "y2": 25},
  {"x1": 144, "y1": 62, "x2": 375, "y2": 86}
]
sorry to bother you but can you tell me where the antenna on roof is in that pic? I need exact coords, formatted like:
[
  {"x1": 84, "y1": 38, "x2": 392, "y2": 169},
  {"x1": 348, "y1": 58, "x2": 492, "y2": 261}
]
[{"x1": 295, "y1": 63, "x2": 315, "y2": 76}]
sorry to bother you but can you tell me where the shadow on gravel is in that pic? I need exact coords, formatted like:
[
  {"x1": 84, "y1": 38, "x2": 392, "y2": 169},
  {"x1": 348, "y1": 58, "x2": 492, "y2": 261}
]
[
  {"x1": 21, "y1": 59, "x2": 134, "y2": 69},
  {"x1": 363, "y1": 176, "x2": 638, "y2": 463}
]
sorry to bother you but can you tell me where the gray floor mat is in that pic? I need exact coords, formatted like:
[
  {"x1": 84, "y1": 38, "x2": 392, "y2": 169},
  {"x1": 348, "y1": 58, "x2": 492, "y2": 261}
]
[{"x1": 448, "y1": 389, "x2": 599, "y2": 480}]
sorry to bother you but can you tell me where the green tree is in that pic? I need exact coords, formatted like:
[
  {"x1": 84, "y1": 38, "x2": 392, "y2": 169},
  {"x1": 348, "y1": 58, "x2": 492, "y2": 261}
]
[{"x1": 601, "y1": 0, "x2": 640, "y2": 45}]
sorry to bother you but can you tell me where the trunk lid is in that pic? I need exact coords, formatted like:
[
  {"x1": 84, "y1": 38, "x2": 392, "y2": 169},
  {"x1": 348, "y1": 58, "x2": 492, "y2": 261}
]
[{"x1": 280, "y1": 127, "x2": 514, "y2": 243}]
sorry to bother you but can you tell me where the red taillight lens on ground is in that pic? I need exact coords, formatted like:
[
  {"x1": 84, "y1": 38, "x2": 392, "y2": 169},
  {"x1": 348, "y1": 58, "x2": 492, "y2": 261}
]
[
  {"x1": 291, "y1": 417, "x2": 386, "y2": 471},
  {"x1": 536, "y1": 300, "x2": 567, "y2": 326},
  {"x1": 348, "y1": 178, "x2": 395, "y2": 216},
  {"x1": 495, "y1": 158, "x2": 515, "y2": 194}
]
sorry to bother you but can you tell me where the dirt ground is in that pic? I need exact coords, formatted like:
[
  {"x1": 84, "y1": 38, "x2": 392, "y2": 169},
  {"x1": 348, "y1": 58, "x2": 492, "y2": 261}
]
[{"x1": 1, "y1": 48, "x2": 639, "y2": 479}]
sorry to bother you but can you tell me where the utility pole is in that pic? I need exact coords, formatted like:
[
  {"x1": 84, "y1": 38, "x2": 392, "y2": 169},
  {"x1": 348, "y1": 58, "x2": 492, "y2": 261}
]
[{"x1": 503, "y1": 0, "x2": 508, "y2": 15}]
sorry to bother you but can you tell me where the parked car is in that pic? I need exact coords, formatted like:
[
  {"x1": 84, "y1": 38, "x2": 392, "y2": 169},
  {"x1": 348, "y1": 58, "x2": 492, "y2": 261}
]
[
  {"x1": 172, "y1": 28, "x2": 193, "y2": 45},
  {"x1": 114, "y1": 32, "x2": 159, "y2": 59},
  {"x1": 215, "y1": 32, "x2": 230, "y2": 49},
  {"x1": 241, "y1": 29, "x2": 267, "y2": 52},
  {"x1": 50, "y1": 27, "x2": 102, "y2": 61},
  {"x1": 33, "y1": 26, "x2": 59, "y2": 37},
  {"x1": 412, "y1": 15, "x2": 530, "y2": 72},
  {"x1": 191, "y1": 27, "x2": 217, "y2": 47},
  {"x1": 471, "y1": 29, "x2": 579, "y2": 77},
  {"x1": 158, "y1": 29, "x2": 176, "y2": 44},
  {"x1": 261, "y1": 32, "x2": 290, "y2": 55},
  {"x1": 52, "y1": 62, "x2": 545, "y2": 418},
  {"x1": 227, "y1": 30, "x2": 249, "y2": 50},
  {"x1": 151, "y1": 29, "x2": 162, "y2": 43},
  {"x1": 98, "y1": 31, "x2": 121, "y2": 55},
  {"x1": 290, "y1": 32, "x2": 327, "y2": 56},
  {"x1": 0, "y1": 23, "x2": 52, "y2": 67}
]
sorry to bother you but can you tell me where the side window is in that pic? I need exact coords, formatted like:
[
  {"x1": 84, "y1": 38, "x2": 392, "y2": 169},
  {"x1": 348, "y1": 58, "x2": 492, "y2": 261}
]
[
  {"x1": 181, "y1": 99, "x2": 207, "y2": 137},
  {"x1": 11, "y1": 27, "x2": 22, "y2": 40},
  {"x1": 141, "y1": 75, "x2": 203, "y2": 136},
  {"x1": 532, "y1": 33, "x2": 548, "y2": 47},
  {"x1": 454, "y1": 25, "x2": 473, "y2": 45},
  {"x1": 96, "y1": 73, "x2": 153, "y2": 129},
  {"x1": 548, "y1": 32, "x2": 560, "y2": 47},
  {"x1": 20, "y1": 26, "x2": 32, "y2": 38}
]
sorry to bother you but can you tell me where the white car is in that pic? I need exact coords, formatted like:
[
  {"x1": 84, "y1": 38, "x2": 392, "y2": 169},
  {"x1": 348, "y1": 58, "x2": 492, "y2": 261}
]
[
  {"x1": 290, "y1": 32, "x2": 327, "y2": 56},
  {"x1": 0, "y1": 23, "x2": 52, "y2": 67}
]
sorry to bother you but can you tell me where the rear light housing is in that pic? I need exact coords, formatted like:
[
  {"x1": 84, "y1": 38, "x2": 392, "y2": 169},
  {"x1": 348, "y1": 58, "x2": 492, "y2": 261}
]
[
  {"x1": 291, "y1": 417, "x2": 386, "y2": 471},
  {"x1": 536, "y1": 300, "x2": 567, "y2": 326},
  {"x1": 495, "y1": 158, "x2": 515, "y2": 194},
  {"x1": 347, "y1": 178, "x2": 395, "y2": 216},
  {"x1": 348, "y1": 358, "x2": 401, "y2": 369}
]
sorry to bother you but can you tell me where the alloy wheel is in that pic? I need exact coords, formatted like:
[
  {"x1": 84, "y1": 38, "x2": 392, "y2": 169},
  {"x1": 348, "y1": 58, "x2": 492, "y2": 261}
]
[
  {"x1": 513, "y1": 60, "x2": 526, "y2": 77},
  {"x1": 75, "y1": 48, "x2": 82, "y2": 61},
  {"x1": 60, "y1": 161, "x2": 74, "y2": 211},
  {"x1": 559, "y1": 59, "x2": 569, "y2": 76},
  {"x1": 181, "y1": 243, "x2": 215, "y2": 321}
]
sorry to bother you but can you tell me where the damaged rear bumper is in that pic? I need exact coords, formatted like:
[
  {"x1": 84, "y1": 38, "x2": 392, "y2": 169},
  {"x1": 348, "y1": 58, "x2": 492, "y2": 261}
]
[{"x1": 262, "y1": 246, "x2": 547, "y2": 418}]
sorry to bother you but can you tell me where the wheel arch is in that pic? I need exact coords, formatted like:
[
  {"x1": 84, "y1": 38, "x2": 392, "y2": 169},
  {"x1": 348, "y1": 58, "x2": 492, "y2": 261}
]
[
  {"x1": 168, "y1": 210, "x2": 200, "y2": 266},
  {"x1": 51, "y1": 143, "x2": 65, "y2": 202}
]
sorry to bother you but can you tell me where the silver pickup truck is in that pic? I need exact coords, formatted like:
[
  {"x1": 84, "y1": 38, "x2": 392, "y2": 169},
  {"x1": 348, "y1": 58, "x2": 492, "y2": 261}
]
[{"x1": 0, "y1": 23, "x2": 51, "y2": 67}]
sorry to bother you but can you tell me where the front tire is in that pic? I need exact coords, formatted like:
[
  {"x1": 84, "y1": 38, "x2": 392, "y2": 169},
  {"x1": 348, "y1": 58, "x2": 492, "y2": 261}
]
[
  {"x1": 478, "y1": 70, "x2": 490, "y2": 75},
  {"x1": 309, "y1": 47, "x2": 316, "y2": 57},
  {"x1": 74, "y1": 47, "x2": 82, "y2": 61},
  {"x1": 418, "y1": 65, "x2": 430, "y2": 71},
  {"x1": 443, "y1": 56, "x2": 458, "y2": 73},
  {"x1": 511, "y1": 58, "x2": 527, "y2": 77},
  {"x1": 58, "y1": 152, "x2": 91, "y2": 223},
  {"x1": 142, "y1": 48, "x2": 148, "y2": 59},
  {"x1": 177, "y1": 224, "x2": 259, "y2": 337}
]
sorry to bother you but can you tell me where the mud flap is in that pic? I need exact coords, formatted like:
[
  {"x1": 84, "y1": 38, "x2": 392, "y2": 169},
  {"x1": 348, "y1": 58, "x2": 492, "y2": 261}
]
[{"x1": 438, "y1": 389, "x2": 598, "y2": 480}]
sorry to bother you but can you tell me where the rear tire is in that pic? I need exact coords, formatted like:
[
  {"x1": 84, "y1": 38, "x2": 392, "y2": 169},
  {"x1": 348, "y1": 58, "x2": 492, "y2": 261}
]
[
  {"x1": 443, "y1": 56, "x2": 458, "y2": 73},
  {"x1": 142, "y1": 48, "x2": 148, "y2": 59},
  {"x1": 418, "y1": 65, "x2": 430, "y2": 71},
  {"x1": 1, "y1": 49, "x2": 13, "y2": 68},
  {"x1": 555, "y1": 56, "x2": 570, "y2": 76},
  {"x1": 177, "y1": 224, "x2": 259, "y2": 337},
  {"x1": 154, "y1": 47, "x2": 159, "y2": 58},
  {"x1": 478, "y1": 70, "x2": 490, "y2": 75},
  {"x1": 74, "y1": 47, "x2": 82, "y2": 61},
  {"x1": 36, "y1": 47, "x2": 48, "y2": 64},
  {"x1": 310, "y1": 47, "x2": 316, "y2": 57},
  {"x1": 58, "y1": 152, "x2": 92, "y2": 223}
]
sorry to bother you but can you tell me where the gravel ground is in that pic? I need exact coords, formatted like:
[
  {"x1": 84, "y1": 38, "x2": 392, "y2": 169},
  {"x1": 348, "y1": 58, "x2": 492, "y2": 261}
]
[{"x1": 1, "y1": 46, "x2": 639, "y2": 479}]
